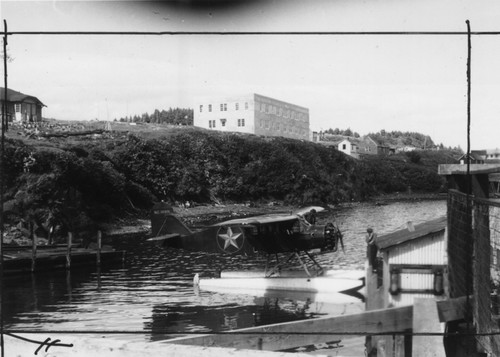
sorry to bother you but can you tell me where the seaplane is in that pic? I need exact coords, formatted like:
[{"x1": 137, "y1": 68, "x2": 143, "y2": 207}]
[{"x1": 148, "y1": 202, "x2": 365, "y2": 298}]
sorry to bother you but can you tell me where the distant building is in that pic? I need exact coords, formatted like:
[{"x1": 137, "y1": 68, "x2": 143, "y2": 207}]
[
  {"x1": 458, "y1": 150, "x2": 486, "y2": 164},
  {"x1": 486, "y1": 148, "x2": 500, "y2": 163},
  {"x1": 396, "y1": 146, "x2": 418, "y2": 153},
  {"x1": 319, "y1": 135, "x2": 394, "y2": 158},
  {"x1": 193, "y1": 93, "x2": 310, "y2": 141},
  {"x1": 337, "y1": 138, "x2": 360, "y2": 159},
  {"x1": 358, "y1": 136, "x2": 394, "y2": 155},
  {"x1": 458, "y1": 149, "x2": 500, "y2": 164},
  {"x1": 0, "y1": 87, "x2": 45, "y2": 123}
]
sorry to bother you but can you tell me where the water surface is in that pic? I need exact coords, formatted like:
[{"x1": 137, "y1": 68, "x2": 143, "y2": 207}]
[{"x1": 3, "y1": 200, "x2": 446, "y2": 343}]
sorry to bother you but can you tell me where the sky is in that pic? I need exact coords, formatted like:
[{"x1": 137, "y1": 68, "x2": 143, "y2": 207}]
[{"x1": 1, "y1": 0, "x2": 500, "y2": 149}]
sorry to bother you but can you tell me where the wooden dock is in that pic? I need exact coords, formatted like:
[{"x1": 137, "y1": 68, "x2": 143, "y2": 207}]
[
  {"x1": 3, "y1": 246, "x2": 125, "y2": 275},
  {"x1": 2, "y1": 231, "x2": 125, "y2": 275}
]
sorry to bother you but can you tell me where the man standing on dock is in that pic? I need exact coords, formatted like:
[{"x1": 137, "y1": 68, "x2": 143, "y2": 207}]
[{"x1": 366, "y1": 227, "x2": 378, "y2": 272}]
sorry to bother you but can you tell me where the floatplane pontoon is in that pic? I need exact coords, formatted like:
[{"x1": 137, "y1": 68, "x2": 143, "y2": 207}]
[{"x1": 194, "y1": 269, "x2": 365, "y2": 303}]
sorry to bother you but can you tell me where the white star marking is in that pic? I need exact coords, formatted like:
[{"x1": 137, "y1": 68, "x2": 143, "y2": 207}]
[{"x1": 218, "y1": 227, "x2": 242, "y2": 250}]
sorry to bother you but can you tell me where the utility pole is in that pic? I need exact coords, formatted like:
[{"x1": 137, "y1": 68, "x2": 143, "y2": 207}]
[{"x1": 1, "y1": 19, "x2": 7, "y2": 357}]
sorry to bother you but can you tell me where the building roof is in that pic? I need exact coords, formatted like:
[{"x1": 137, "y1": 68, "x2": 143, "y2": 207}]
[
  {"x1": 439, "y1": 164, "x2": 500, "y2": 176},
  {"x1": 458, "y1": 152, "x2": 485, "y2": 162},
  {"x1": 376, "y1": 216, "x2": 447, "y2": 250},
  {"x1": 0, "y1": 87, "x2": 46, "y2": 107}
]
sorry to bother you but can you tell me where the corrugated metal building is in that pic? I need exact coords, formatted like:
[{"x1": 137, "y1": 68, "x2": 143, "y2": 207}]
[
  {"x1": 367, "y1": 216, "x2": 448, "y2": 310},
  {"x1": 364, "y1": 216, "x2": 448, "y2": 356}
]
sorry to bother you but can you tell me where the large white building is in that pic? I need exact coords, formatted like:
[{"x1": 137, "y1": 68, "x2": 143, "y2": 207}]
[{"x1": 193, "y1": 93, "x2": 310, "y2": 141}]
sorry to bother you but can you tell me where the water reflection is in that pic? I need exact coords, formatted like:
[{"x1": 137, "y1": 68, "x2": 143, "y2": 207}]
[{"x1": 3, "y1": 200, "x2": 446, "y2": 342}]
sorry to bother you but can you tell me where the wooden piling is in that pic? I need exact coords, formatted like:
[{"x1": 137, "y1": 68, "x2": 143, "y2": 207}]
[
  {"x1": 31, "y1": 232, "x2": 37, "y2": 272},
  {"x1": 66, "y1": 232, "x2": 72, "y2": 269},
  {"x1": 97, "y1": 230, "x2": 102, "y2": 266}
]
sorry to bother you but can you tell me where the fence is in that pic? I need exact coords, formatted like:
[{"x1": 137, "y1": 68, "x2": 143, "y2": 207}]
[{"x1": 447, "y1": 189, "x2": 500, "y2": 354}]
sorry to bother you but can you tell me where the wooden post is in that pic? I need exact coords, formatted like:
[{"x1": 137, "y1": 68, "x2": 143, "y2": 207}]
[
  {"x1": 96, "y1": 230, "x2": 102, "y2": 266},
  {"x1": 31, "y1": 232, "x2": 37, "y2": 272},
  {"x1": 66, "y1": 232, "x2": 72, "y2": 270}
]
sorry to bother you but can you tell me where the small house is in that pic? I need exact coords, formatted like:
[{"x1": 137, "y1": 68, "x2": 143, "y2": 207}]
[
  {"x1": 0, "y1": 87, "x2": 45, "y2": 123},
  {"x1": 486, "y1": 148, "x2": 500, "y2": 163},
  {"x1": 358, "y1": 136, "x2": 393, "y2": 155},
  {"x1": 458, "y1": 150, "x2": 487, "y2": 165},
  {"x1": 337, "y1": 138, "x2": 360, "y2": 159}
]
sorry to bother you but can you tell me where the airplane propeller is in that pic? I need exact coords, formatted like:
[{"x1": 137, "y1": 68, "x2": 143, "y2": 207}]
[{"x1": 338, "y1": 230, "x2": 345, "y2": 253}]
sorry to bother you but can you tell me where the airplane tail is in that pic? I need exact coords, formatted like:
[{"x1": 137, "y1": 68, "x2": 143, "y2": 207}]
[
  {"x1": 151, "y1": 202, "x2": 193, "y2": 237},
  {"x1": 152, "y1": 214, "x2": 194, "y2": 237}
]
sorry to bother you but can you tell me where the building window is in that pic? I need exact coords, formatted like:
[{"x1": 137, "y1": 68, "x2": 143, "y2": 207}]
[
  {"x1": 235, "y1": 103, "x2": 239, "y2": 111},
  {"x1": 238, "y1": 118, "x2": 245, "y2": 127},
  {"x1": 220, "y1": 118, "x2": 226, "y2": 127},
  {"x1": 208, "y1": 104, "x2": 212, "y2": 112},
  {"x1": 15, "y1": 104, "x2": 21, "y2": 113},
  {"x1": 245, "y1": 102, "x2": 249, "y2": 110},
  {"x1": 262, "y1": 103, "x2": 266, "y2": 112},
  {"x1": 199, "y1": 105, "x2": 203, "y2": 113},
  {"x1": 220, "y1": 103, "x2": 227, "y2": 112},
  {"x1": 209, "y1": 120, "x2": 216, "y2": 128},
  {"x1": 279, "y1": 108, "x2": 283, "y2": 117}
]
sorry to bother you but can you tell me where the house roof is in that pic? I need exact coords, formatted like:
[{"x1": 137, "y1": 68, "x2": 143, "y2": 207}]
[
  {"x1": 0, "y1": 87, "x2": 46, "y2": 107},
  {"x1": 458, "y1": 152, "x2": 485, "y2": 161},
  {"x1": 376, "y1": 216, "x2": 447, "y2": 250}
]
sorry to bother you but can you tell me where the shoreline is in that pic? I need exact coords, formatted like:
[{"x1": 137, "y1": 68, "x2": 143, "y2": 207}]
[
  {"x1": 4, "y1": 195, "x2": 447, "y2": 243},
  {"x1": 105, "y1": 193, "x2": 447, "y2": 238}
]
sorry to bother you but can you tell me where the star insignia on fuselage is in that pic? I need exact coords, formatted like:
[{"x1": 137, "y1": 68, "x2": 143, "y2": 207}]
[{"x1": 217, "y1": 226, "x2": 244, "y2": 253}]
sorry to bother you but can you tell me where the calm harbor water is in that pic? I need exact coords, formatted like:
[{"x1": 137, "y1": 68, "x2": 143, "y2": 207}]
[{"x1": 3, "y1": 200, "x2": 446, "y2": 344}]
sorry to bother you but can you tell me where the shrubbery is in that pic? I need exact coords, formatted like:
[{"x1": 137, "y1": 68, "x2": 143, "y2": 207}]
[{"x1": 1, "y1": 129, "x2": 455, "y2": 235}]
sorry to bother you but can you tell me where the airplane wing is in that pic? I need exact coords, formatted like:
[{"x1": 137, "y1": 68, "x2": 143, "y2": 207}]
[
  {"x1": 212, "y1": 206, "x2": 326, "y2": 227},
  {"x1": 212, "y1": 214, "x2": 299, "y2": 226},
  {"x1": 293, "y1": 206, "x2": 325, "y2": 216}
]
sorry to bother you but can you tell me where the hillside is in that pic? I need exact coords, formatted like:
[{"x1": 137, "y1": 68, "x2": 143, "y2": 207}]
[{"x1": 1, "y1": 120, "x2": 458, "y2": 243}]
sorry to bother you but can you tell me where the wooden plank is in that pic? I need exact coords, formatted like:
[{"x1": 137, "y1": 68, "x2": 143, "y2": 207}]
[
  {"x1": 167, "y1": 305, "x2": 413, "y2": 351},
  {"x1": 167, "y1": 297, "x2": 468, "y2": 351},
  {"x1": 436, "y1": 296, "x2": 469, "y2": 322},
  {"x1": 4, "y1": 333, "x2": 318, "y2": 357},
  {"x1": 413, "y1": 298, "x2": 446, "y2": 357}
]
